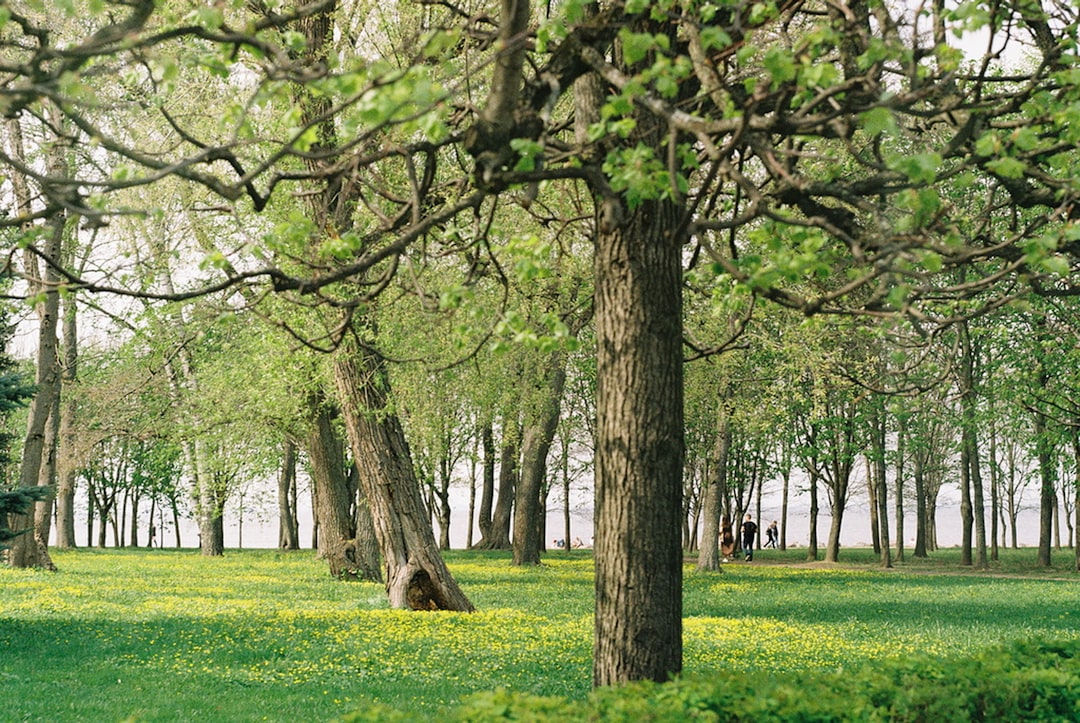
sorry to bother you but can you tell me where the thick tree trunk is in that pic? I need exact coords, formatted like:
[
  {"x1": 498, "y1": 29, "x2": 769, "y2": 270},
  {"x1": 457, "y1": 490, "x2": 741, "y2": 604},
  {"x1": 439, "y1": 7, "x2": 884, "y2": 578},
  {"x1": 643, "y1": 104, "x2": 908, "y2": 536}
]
[
  {"x1": 305, "y1": 399, "x2": 371, "y2": 579},
  {"x1": 333, "y1": 334, "x2": 473, "y2": 611},
  {"x1": 278, "y1": 438, "x2": 300, "y2": 550},
  {"x1": 352, "y1": 472, "x2": 383, "y2": 582},
  {"x1": 592, "y1": 171, "x2": 684, "y2": 684},
  {"x1": 512, "y1": 359, "x2": 566, "y2": 566},
  {"x1": 194, "y1": 442, "x2": 225, "y2": 556}
]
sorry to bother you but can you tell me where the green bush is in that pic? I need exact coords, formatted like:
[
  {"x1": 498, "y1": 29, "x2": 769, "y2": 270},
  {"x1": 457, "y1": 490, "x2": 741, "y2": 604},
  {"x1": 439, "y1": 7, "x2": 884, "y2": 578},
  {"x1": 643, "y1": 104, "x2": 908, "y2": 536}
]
[{"x1": 447, "y1": 639, "x2": 1080, "y2": 722}]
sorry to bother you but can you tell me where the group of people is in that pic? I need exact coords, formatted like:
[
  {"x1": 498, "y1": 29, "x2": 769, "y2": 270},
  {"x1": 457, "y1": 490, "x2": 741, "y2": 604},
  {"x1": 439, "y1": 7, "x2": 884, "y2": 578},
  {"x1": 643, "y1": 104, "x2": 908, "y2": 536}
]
[{"x1": 722, "y1": 516, "x2": 778, "y2": 562}]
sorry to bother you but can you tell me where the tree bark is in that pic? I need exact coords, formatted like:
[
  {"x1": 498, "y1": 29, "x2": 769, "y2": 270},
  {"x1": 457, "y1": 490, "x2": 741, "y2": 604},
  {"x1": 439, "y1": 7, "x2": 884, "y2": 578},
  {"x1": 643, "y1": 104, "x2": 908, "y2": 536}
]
[
  {"x1": 475, "y1": 421, "x2": 495, "y2": 544},
  {"x1": 592, "y1": 144, "x2": 684, "y2": 684},
  {"x1": 304, "y1": 398, "x2": 370, "y2": 579},
  {"x1": 894, "y1": 415, "x2": 907, "y2": 562},
  {"x1": 512, "y1": 358, "x2": 566, "y2": 566},
  {"x1": 55, "y1": 290, "x2": 79, "y2": 548},
  {"x1": 870, "y1": 400, "x2": 891, "y2": 568},
  {"x1": 333, "y1": 333, "x2": 473, "y2": 611},
  {"x1": 474, "y1": 421, "x2": 517, "y2": 550},
  {"x1": 278, "y1": 438, "x2": 300, "y2": 550},
  {"x1": 697, "y1": 390, "x2": 731, "y2": 572},
  {"x1": 5, "y1": 117, "x2": 62, "y2": 571}
]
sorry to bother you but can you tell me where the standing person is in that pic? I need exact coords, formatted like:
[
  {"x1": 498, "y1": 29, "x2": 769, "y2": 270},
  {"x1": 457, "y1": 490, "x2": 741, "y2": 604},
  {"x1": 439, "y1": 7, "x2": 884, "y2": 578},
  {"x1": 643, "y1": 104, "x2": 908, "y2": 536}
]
[
  {"x1": 765, "y1": 521, "x2": 778, "y2": 549},
  {"x1": 720, "y1": 516, "x2": 736, "y2": 562},
  {"x1": 741, "y1": 514, "x2": 758, "y2": 562}
]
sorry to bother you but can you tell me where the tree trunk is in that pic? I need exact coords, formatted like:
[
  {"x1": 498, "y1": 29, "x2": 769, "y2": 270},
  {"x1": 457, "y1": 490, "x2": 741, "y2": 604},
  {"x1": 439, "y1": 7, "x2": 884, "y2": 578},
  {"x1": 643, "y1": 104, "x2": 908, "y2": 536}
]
[
  {"x1": 6, "y1": 117, "x2": 62, "y2": 571},
  {"x1": 512, "y1": 358, "x2": 566, "y2": 566},
  {"x1": 351, "y1": 470, "x2": 383, "y2": 583},
  {"x1": 304, "y1": 398, "x2": 369, "y2": 579},
  {"x1": 592, "y1": 162, "x2": 684, "y2": 684},
  {"x1": 278, "y1": 438, "x2": 300, "y2": 550},
  {"x1": 867, "y1": 456, "x2": 880, "y2": 555},
  {"x1": 475, "y1": 421, "x2": 495, "y2": 545},
  {"x1": 807, "y1": 466, "x2": 820, "y2": 561},
  {"x1": 894, "y1": 415, "x2": 907, "y2": 563},
  {"x1": 870, "y1": 402, "x2": 891, "y2": 568},
  {"x1": 474, "y1": 421, "x2": 517, "y2": 550},
  {"x1": 194, "y1": 441, "x2": 225, "y2": 557},
  {"x1": 697, "y1": 392, "x2": 731, "y2": 572},
  {"x1": 55, "y1": 290, "x2": 79, "y2": 549},
  {"x1": 333, "y1": 333, "x2": 473, "y2": 611},
  {"x1": 913, "y1": 444, "x2": 929, "y2": 558}
]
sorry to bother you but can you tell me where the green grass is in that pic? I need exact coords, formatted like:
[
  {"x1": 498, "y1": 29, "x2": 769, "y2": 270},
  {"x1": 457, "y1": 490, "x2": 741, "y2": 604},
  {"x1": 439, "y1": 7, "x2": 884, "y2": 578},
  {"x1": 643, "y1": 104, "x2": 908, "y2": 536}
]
[{"x1": 1, "y1": 547, "x2": 1077, "y2": 722}]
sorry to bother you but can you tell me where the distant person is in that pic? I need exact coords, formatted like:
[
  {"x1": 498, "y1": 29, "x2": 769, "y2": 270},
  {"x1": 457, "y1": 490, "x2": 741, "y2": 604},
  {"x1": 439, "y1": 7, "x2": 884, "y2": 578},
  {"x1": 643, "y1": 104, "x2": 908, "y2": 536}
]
[
  {"x1": 720, "y1": 516, "x2": 736, "y2": 561},
  {"x1": 554, "y1": 538, "x2": 565, "y2": 549},
  {"x1": 765, "y1": 521, "x2": 778, "y2": 549},
  {"x1": 741, "y1": 514, "x2": 758, "y2": 562},
  {"x1": 572, "y1": 537, "x2": 584, "y2": 549}
]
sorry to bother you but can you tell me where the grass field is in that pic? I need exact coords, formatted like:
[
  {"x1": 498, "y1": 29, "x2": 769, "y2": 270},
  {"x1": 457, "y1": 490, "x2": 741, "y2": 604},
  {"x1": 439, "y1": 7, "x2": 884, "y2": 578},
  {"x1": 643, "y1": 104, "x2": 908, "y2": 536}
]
[{"x1": 1, "y1": 546, "x2": 1077, "y2": 721}]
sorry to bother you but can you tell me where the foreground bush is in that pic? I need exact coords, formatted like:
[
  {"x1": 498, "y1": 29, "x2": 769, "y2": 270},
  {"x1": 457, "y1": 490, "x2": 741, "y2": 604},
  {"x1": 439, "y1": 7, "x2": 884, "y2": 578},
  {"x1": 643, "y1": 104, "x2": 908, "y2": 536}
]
[{"x1": 345, "y1": 638, "x2": 1079, "y2": 722}]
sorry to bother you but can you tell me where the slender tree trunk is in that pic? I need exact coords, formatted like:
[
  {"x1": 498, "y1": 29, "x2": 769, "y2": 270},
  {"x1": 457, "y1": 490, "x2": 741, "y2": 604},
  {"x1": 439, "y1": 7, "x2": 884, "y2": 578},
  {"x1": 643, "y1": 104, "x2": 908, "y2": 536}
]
[
  {"x1": 592, "y1": 142, "x2": 684, "y2": 685},
  {"x1": 55, "y1": 291, "x2": 79, "y2": 549},
  {"x1": 807, "y1": 466, "x2": 820, "y2": 561},
  {"x1": 467, "y1": 434, "x2": 478, "y2": 550},
  {"x1": 334, "y1": 333, "x2": 473, "y2": 611},
  {"x1": 475, "y1": 422, "x2": 517, "y2": 549},
  {"x1": 989, "y1": 421, "x2": 1000, "y2": 561},
  {"x1": 913, "y1": 446, "x2": 929, "y2": 558},
  {"x1": 6, "y1": 118, "x2": 62, "y2": 571},
  {"x1": 870, "y1": 402, "x2": 891, "y2": 568},
  {"x1": 779, "y1": 464, "x2": 790, "y2": 551},
  {"x1": 475, "y1": 421, "x2": 495, "y2": 545},
  {"x1": 894, "y1": 416, "x2": 906, "y2": 563},
  {"x1": 958, "y1": 324, "x2": 987, "y2": 568},
  {"x1": 278, "y1": 438, "x2": 300, "y2": 550},
  {"x1": 697, "y1": 391, "x2": 731, "y2": 572}
]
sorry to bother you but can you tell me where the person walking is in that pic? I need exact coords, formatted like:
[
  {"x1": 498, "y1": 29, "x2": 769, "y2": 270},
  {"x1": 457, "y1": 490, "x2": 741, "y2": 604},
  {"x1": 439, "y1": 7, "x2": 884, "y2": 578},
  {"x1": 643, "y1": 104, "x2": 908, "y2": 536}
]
[
  {"x1": 765, "y1": 520, "x2": 778, "y2": 549},
  {"x1": 741, "y1": 514, "x2": 758, "y2": 562}
]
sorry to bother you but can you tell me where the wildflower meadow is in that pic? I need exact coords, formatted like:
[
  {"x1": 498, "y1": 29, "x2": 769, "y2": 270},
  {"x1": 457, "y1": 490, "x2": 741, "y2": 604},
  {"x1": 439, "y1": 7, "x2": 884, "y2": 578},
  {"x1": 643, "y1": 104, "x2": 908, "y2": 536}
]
[{"x1": 2, "y1": 548, "x2": 1077, "y2": 721}]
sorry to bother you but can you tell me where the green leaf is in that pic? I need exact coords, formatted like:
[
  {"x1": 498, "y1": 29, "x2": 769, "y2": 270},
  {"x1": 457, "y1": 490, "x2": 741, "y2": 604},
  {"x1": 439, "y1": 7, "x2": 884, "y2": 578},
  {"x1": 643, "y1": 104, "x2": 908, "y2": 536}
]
[
  {"x1": 985, "y1": 157, "x2": 1026, "y2": 179},
  {"x1": 859, "y1": 107, "x2": 898, "y2": 138}
]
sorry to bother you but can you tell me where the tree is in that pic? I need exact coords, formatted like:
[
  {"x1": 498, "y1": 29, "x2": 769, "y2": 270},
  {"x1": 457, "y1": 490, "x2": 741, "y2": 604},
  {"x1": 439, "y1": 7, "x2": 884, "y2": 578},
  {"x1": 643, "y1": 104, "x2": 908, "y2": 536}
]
[{"x1": 5, "y1": 0, "x2": 1080, "y2": 686}]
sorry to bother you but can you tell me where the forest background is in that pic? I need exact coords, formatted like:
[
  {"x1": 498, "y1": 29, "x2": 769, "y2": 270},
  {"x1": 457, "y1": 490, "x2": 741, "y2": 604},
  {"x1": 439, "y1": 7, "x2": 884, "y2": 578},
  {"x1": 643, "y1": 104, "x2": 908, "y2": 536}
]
[{"x1": 3, "y1": 0, "x2": 1080, "y2": 689}]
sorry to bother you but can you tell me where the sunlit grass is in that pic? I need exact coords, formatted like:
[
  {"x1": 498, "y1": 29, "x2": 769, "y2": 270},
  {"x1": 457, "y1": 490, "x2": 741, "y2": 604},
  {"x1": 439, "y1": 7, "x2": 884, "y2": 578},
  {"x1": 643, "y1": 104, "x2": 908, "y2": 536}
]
[{"x1": 1, "y1": 547, "x2": 1076, "y2": 721}]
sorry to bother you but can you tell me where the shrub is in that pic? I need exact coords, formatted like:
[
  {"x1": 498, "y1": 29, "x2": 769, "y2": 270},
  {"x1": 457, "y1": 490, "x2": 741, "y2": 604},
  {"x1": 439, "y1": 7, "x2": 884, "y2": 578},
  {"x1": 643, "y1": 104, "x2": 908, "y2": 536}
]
[{"x1": 447, "y1": 639, "x2": 1080, "y2": 722}]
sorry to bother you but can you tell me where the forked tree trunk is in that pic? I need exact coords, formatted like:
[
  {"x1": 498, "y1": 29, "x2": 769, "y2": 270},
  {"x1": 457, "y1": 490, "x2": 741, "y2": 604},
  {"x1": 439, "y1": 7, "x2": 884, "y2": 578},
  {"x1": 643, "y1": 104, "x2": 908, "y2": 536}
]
[
  {"x1": 512, "y1": 359, "x2": 566, "y2": 566},
  {"x1": 592, "y1": 163, "x2": 684, "y2": 684},
  {"x1": 304, "y1": 398, "x2": 373, "y2": 580},
  {"x1": 474, "y1": 422, "x2": 517, "y2": 550},
  {"x1": 333, "y1": 333, "x2": 473, "y2": 611}
]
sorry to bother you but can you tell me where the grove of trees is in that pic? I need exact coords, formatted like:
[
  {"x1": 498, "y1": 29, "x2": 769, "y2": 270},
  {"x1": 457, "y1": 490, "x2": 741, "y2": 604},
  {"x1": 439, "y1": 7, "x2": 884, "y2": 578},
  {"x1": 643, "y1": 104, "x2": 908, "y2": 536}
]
[{"x1": 2, "y1": 0, "x2": 1079, "y2": 688}]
